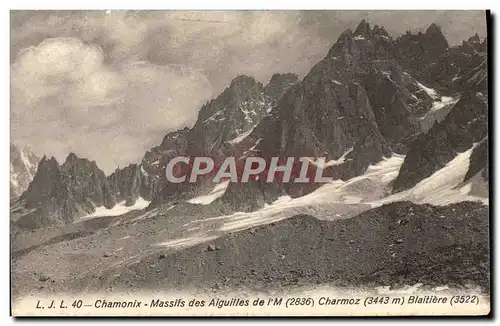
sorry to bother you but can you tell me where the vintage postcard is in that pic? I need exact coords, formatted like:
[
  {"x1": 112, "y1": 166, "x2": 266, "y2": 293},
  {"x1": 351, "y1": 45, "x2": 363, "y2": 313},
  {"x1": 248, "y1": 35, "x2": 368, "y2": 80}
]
[{"x1": 10, "y1": 10, "x2": 490, "y2": 316}]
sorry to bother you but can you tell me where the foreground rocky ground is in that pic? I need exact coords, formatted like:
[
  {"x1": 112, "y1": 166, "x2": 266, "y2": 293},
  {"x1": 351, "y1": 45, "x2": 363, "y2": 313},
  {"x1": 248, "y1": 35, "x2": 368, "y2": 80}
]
[
  {"x1": 112, "y1": 201, "x2": 489, "y2": 294},
  {"x1": 11, "y1": 200, "x2": 489, "y2": 301}
]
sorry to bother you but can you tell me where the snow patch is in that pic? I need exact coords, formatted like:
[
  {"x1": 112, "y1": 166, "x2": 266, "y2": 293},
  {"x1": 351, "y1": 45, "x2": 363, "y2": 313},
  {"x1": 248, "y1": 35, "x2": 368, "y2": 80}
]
[
  {"x1": 416, "y1": 81, "x2": 438, "y2": 99},
  {"x1": 157, "y1": 155, "x2": 405, "y2": 249},
  {"x1": 203, "y1": 111, "x2": 225, "y2": 125},
  {"x1": 372, "y1": 145, "x2": 487, "y2": 206},
  {"x1": 428, "y1": 96, "x2": 460, "y2": 113},
  {"x1": 156, "y1": 146, "x2": 487, "y2": 251},
  {"x1": 228, "y1": 125, "x2": 257, "y2": 144},
  {"x1": 140, "y1": 164, "x2": 148, "y2": 177},
  {"x1": 187, "y1": 180, "x2": 230, "y2": 205},
  {"x1": 81, "y1": 197, "x2": 151, "y2": 219},
  {"x1": 306, "y1": 148, "x2": 353, "y2": 168},
  {"x1": 19, "y1": 148, "x2": 35, "y2": 179}
]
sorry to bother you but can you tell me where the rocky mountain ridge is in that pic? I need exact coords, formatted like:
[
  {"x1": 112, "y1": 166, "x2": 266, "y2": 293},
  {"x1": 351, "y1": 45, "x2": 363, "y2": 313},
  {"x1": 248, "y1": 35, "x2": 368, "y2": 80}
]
[
  {"x1": 13, "y1": 153, "x2": 116, "y2": 229},
  {"x1": 12, "y1": 19, "x2": 489, "y2": 229}
]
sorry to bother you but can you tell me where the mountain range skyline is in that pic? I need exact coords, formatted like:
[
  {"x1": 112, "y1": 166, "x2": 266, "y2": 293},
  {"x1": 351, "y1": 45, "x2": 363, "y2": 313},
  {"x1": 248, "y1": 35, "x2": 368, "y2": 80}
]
[
  {"x1": 10, "y1": 11, "x2": 487, "y2": 174},
  {"x1": 10, "y1": 11, "x2": 490, "y2": 309}
]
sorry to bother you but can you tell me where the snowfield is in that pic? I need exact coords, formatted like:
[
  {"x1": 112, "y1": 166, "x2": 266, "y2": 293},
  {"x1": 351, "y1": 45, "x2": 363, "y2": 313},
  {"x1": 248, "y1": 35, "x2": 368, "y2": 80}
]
[
  {"x1": 80, "y1": 197, "x2": 151, "y2": 220},
  {"x1": 187, "y1": 180, "x2": 231, "y2": 205},
  {"x1": 416, "y1": 81, "x2": 438, "y2": 99},
  {"x1": 157, "y1": 146, "x2": 487, "y2": 249}
]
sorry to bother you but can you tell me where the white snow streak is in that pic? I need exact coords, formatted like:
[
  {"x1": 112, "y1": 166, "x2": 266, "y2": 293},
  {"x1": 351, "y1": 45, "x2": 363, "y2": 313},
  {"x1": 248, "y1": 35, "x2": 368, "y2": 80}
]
[
  {"x1": 19, "y1": 148, "x2": 35, "y2": 179},
  {"x1": 373, "y1": 145, "x2": 487, "y2": 206},
  {"x1": 428, "y1": 96, "x2": 460, "y2": 113},
  {"x1": 416, "y1": 81, "x2": 438, "y2": 99},
  {"x1": 157, "y1": 146, "x2": 487, "y2": 250},
  {"x1": 187, "y1": 180, "x2": 230, "y2": 205},
  {"x1": 81, "y1": 197, "x2": 151, "y2": 219},
  {"x1": 306, "y1": 148, "x2": 354, "y2": 167},
  {"x1": 228, "y1": 125, "x2": 257, "y2": 144}
]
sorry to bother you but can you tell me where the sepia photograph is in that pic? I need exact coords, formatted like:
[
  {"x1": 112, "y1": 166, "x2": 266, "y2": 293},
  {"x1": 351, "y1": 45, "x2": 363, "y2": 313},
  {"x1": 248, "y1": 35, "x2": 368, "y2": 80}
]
[{"x1": 9, "y1": 9, "x2": 490, "y2": 316}]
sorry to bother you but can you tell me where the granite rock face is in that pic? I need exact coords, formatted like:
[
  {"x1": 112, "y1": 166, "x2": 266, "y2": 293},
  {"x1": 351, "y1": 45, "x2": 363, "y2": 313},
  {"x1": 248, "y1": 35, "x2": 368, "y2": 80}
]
[
  {"x1": 392, "y1": 32, "x2": 488, "y2": 193},
  {"x1": 394, "y1": 23, "x2": 449, "y2": 77},
  {"x1": 393, "y1": 92, "x2": 488, "y2": 192},
  {"x1": 414, "y1": 34, "x2": 487, "y2": 92},
  {"x1": 252, "y1": 20, "x2": 435, "y2": 179},
  {"x1": 145, "y1": 73, "x2": 300, "y2": 207},
  {"x1": 464, "y1": 137, "x2": 489, "y2": 182},
  {"x1": 13, "y1": 20, "x2": 489, "y2": 227},
  {"x1": 14, "y1": 154, "x2": 116, "y2": 229}
]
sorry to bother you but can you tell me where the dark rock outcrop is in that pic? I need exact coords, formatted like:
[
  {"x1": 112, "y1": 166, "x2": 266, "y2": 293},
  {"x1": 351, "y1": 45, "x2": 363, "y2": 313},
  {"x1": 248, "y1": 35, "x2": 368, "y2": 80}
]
[
  {"x1": 394, "y1": 23, "x2": 449, "y2": 76},
  {"x1": 464, "y1": 137, "x2": 489, "y2": 182},
  {"x1": 252, "y1": 20, "x2": 436, "y2": 181},
  {"x1": 13, "y1": 20, "x2": 489, "y2": 225},
  {"x1": 15, "y1": 154, "x2": 116, "y2": 229},
  {"x1": 415, "y1": 33, "x2": 487, "y2": 92},
  {"x1": 145, "y1": 74, "x2": 299, "y2": 207},
  {"x1": 393, "y1": 91, "x2": 488, "y2": 192}
]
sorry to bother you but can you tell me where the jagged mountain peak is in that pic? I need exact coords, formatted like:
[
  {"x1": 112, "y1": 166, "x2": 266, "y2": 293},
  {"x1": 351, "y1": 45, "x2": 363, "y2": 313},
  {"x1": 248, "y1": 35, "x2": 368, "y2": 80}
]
[
  {"x1": 424, "y1": 23, "x2": 449, "y2": 47},
  {"x1": 65, "y1": 152, "x2": 79, "y2": 163},
  {"x1": 266, "y1": 73, "x2": 299, "y2": 85},
  {"x1": 372, "y1": 24, "x2": 389, "y2": 37},
  {"x1": 159, "y1": 127, "x2": 189, "y2": 149},
  {"x1": 354, "y1": 19, "x2": 372, "y2": 38},
  {"x1": 468, "y1": 33, "x2": 481, "y2": 44},
  {"x1": 39, "y1": 155, "x2": 59, "y2": 166},
  {"x1": 17, "y1": 149, "x2": 117, "y2": 228},
  {"x1": 263, "y1": 73, "x2": 299, "y2": 99},
  {"x1": 62, "y1": 152, "x2": 99, "y2": 171},
  {"x1": 229, "y1": 74, "x2": 263, "y2": 89},
  {"x1": 336, "y1": 28, "x2": 354, "y2": 42},
  {"x1": 425, "y1": 23, "x2": 441, "y2": 33}
]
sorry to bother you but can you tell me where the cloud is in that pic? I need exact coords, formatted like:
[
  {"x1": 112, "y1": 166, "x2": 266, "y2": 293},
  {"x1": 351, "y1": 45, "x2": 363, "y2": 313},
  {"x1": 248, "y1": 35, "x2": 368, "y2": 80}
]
[
  {"x1": 10, "y1": 11, "x2": 487, "y2": 173},
  {"x1": 11, "y1": 37, "x2": 213, "y2": 173}
]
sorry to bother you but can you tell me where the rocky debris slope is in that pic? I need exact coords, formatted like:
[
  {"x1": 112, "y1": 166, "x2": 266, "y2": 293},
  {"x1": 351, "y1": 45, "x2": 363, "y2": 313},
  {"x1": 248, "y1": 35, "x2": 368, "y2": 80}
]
[
  {"x1": 13, "y1": 153, "x2": 116, "y2": 229},
  {"x1": 10, "y1": 144, "x2": 40, "y2": 198},
  {"x1": 108, "y1": 201, "x2": 489, "y2": 294}
]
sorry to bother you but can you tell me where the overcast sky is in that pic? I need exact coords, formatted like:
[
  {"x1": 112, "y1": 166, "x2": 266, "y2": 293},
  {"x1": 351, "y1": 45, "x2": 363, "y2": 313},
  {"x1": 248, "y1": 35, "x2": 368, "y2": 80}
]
[{"x1": 10, "y1": 10, "x2": 487, "y2": 173}]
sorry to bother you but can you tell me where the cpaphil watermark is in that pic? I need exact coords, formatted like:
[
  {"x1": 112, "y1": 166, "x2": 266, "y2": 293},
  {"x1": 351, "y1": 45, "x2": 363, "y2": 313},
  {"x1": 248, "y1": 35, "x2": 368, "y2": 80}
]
[{"x1": 164, "y1": 156, "x2": 340, "y2": 184}]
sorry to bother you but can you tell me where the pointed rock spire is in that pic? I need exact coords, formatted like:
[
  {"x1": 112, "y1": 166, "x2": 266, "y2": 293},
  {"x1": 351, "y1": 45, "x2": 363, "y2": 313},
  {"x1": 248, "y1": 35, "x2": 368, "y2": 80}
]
[
  {"x1": 425, "y1": 23, "x2": 441, "y2": 35},
  {"x1": 229, "y1": 75, "x2": 261, "y2": 89},
  {"x1": 423, "y1": 22, "x2": 449, "y2": 50},
  {"x1": 354, "y1": 19, "x2": 372, "y2": 38},
  {"x1": 48, "y1": 156, "x2": 59, "y2": 166},
  {"x1": 263, "y1": 73, "x2": 299, "y2": 100},
  {"x1": 372, "y1": 24, "x2": 389, "y2": 37},
  {"x1": 336, "y1": 28, "x2": 354, "y2": 43},
  {"x1": 65, "y1": 152, "x2": 79, "y2": 164},
  {"x1": 468, "y1": 33, "x2": 480, "y2": 44}
]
